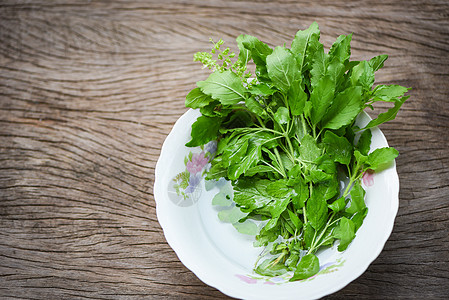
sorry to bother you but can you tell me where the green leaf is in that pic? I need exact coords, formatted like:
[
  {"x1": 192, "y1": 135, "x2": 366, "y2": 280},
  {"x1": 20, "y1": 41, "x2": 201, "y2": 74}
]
[
  {"x1": 280, "y1": 153, "x2": 294, "y2": 172},
  {"x1": 362, "y1": 96, "x2": 409, "y2": 130},
  {"x1": 266, "y1": 46, "x2": 301, "y2": 93},
  {"x1": 303, "y1": 101, "x2": 313, "y2": 119},
  {"x1": 310, "y1": 45, "x2": 345, "y2": 91},
  {"x1": 216, "y1": 135, "x2": 231, "y2": 155},
  {"x1": 197, "y1": 70, "x2": 247, "y2": 105},
  {"x1": 249, "y1": 83, "x2": 276, "y2": 96},
  {"x1": 245, "y1": 165, "x2": 274, "y2": 176},
  {"x1": 322, "y1": 131, "x2": 353, "y2": 165},
  {"x1": 266, "y1": 179, "x2": 291, "y2": 199},
  {"x1": 274, "y1": 106, "x2": 291, "y2": 125},
  {"x1": 222, "y1": 134, "x2": 249, "y2": 168},
  {"x1": 291, "y1": 177, "x2": 308, "y2": 210},
  {"x1": 231, "y1": 144, "x2": 263, "y2": 179},
  {"x1": 245, "y1": 96, "x2": 265, "y2": 116},
  {"x1": 287, "y1": 163, "x2": 302, "y2": 179},
  {"x1": 369, "y1": 54, "x2": 388, "y2": 72},
  {"x1": 318, "y1": 221, "x2": 339, "y2": 248},
  {"x1": 310, "y1": 75, "x2": 335, "y2": 125},
  {"x1": 222, "y1": 110, "x2": 254, "y2": 129},
  {"x1": 351, "y1": 208, "x2": 368, "y2": 231},
  {"x1": 335, "y1": 217, "x2": 356, "y2": 251},
  {"x1": 290, "y1": 254, "x2": 320, "y2": 281},
  {"x1": 236, "y1": 34, "x2": 251, "y2": 67},
  {"x1": 350, "y1": 61, "x2": 375, "y2": 91},
  {"x1": 326, "y1": 56, "x2": 346, "y2": 88},
  {"x1": 263, "y1": 147, "x2": 282, "y2": 173},
  {"x1": 238, "y1": 35, "x2": 272, "y2": 62},
  {"x1": 293, "y1": 115, "x2": 309, "y2": 141},
  {"x1": 309, "y1": 43, "x2": 326, "y2": 89},
  {"x1": 254, "y1": 223, "x2": 280, "y2": 247},
  {"x1": 258, "y1": 179, "x2": 293, "y2": 218},
  {"x1": 317, "y1": 154, "x2": 337, "y2": 175},
  {"x1": 356, "y1": 129, "x2": 372, "y2": 156},
  {"x1": 367, "y1": 147, "x2": 399, "y2": 171},
  {"x1": 306, "y1": 169, "x2": 332, "y2": 183},
  {"x1": 373, "y1": 85, "x2": 410, "y2": 102},
  {"x1": 218, "y1": 206, "x2": 247, "y2": 223},
  {"x1": 345, "y1": 60, "x2": 360, "y2": 71},
  {"x1": 307, "y1": 186, "x2": 328, "y2": 230},
  {"x1": 287, "y1": 209, "x2": 303, "y2": 230},
  {"x1": 284, "y1": 218, "x2": 297, "y2": 236},
  {"x1": 321, "y1": 86, "x2": 363, "y2": 130},
  {"x1": 233, "y1": 220, "x2": 259, "y2": 235},
  {"x1": 185, "y1": 87, "x2": 214, "y2": 109},
  {"x1": 328, "y1": 33, "x2": 352, "y2": 64},
  {"x1": 263, "y1": 216, "x2": 280, "y2": 232},
  {"x1": 239, "y1": 35, "x2": 273, "y2": 80},
  {"x1": 260, "y1": 192, "x2": 291, "y2": 219},
  {"x1": 247, "y1": 131, "x2": 278, "y2": 148},
  {"x1": 186, "y1": 115, "x2": 222, "y2": 147},
  {"x1": 233, "y1": 178, "x2": 272, "y2": 211},
  {"x1": 286, "y1": 253, "x2": 300, "y2": 271},
  {"x1": 288, "y1": 81, "x2": 307, "y2": 115},
  {"x1": 329, "y1": 197, "x2": 346, "y2": 212},
  {"x1": 229, "y1": 131, "x2": 278, "y2": 178},
  {"x1": 303, "y1": 223, "x2": 315, "y2": 248},
  {"x1": 346, "y1": 181, "x2": 366, "y2": 214},
  {"x1": 299, "y1": 134, "x2": 322, "y2": 162},
  {"x1": 291, "y1": 21, "x2": 321, "y2": 72},
  {"x1": 199, "y1": 100, "x2": 219, "y2": 117},
  {"x1": 206, "y1": 159, "x2": 227, "y2": 180},
  {"x1": 344, "y1": 126, "x2": 356, "y2": 144},
  {"x1": 313, "y1": 180, "x2": 339, "y2": 202},
  {"x1": 354, "y1": 149, "x2": 368, "y2": 166}
]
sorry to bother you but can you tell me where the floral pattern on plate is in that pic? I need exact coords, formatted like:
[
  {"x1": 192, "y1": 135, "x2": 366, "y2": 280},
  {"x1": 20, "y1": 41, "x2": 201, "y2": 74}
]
[
  {"x1": 168, "y1": 141, "x2": 217, "y2": 207},
  {"x1": 362, "y1": 169, "x2": 375, "y2": 187}
]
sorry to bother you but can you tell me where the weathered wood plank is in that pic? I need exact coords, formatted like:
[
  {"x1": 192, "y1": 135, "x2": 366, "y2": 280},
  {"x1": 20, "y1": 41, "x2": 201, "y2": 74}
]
[{"x1": 0, "y1": 0, "x2": 448, "y2": 299}]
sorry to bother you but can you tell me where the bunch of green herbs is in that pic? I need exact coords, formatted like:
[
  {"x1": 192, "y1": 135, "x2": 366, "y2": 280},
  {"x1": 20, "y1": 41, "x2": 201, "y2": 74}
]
[{"x1": 184, "y1": 22, "x2": 409, "y2": 281}]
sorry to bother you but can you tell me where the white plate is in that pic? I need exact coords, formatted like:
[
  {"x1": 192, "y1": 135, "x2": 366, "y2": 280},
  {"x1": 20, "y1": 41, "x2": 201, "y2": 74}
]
[{"x1": 154, "y1": 109, "x2": 399, "y2": 300}]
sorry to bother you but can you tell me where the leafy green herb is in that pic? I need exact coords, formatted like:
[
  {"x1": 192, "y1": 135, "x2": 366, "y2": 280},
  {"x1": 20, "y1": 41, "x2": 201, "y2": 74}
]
[
  {"x1": 185, "y1": 23, "x2": 409, "y2": 280},
  {"x1": 290, "y1": 253, "x2": 320, "y2": 281}
]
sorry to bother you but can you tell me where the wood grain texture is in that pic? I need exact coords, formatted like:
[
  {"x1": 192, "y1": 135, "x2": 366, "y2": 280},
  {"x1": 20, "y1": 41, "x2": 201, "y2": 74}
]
[{"x1": 0, "y1": 0, "x2": 448, "y2": 299}]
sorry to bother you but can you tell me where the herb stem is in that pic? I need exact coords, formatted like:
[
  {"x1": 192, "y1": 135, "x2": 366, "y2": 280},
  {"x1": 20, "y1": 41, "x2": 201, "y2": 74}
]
[
  {"x1": 285, "y1": 133, "x2": 295, "y2": 159},
  {"x1": 309, "y1": 212, "x2": 336, "y2": 253},
  {"x1": 252, "y1": 125, "x2": 284, "y2": 136},
  {"x1": 273, "y1": 148, "x2": 287, "y2": 178},
  {"x1": 302, "y1": 206, "x2": 307, "y2": 224},
  {"x1": 269, "y1": 249, "x2": 288, "y2": 267},
  {"x1": 261, "y1": 160, "x2": 284, "y2": 177},
  {"x1": 282, "y1": 93, "x2": 290, "y2": 112},
  {"x1": 255, "y1": 115, "x2": 265, "y2": 127},
  {"x1": 343, "y1": 163, "x2": 364, "y2": 197},
  {"x1": 300, "y1": 115, "x2": 308, "y2": 139}
]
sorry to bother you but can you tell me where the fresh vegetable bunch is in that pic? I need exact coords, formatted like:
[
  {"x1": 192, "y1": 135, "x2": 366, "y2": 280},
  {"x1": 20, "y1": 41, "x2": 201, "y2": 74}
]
[{"x1": 184, "y1": 22, "x2": 409, "y2": 281}]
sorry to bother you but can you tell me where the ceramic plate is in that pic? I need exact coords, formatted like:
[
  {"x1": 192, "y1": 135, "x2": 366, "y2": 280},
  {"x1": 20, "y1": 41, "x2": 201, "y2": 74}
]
[{"x1": 154, "y1": 109, "x2": 399, "y2": 300}]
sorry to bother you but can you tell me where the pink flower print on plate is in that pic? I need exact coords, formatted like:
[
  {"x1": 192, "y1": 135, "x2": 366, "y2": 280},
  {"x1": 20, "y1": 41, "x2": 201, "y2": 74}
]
[
  {"x1": 362, "y1": 169, "x2": 375, "y2": 187},
  {"x1": 235, "y1": 274, "x2": 257, "y2": 284},
  {"x1": 186, "y1": 151, "x2": 208, "y2": 174}
]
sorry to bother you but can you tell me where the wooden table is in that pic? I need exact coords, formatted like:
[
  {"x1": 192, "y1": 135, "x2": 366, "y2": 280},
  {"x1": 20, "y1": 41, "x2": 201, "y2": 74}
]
[{"x1": 1, "y1": 1, "x2": 448, "y2": 298}]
